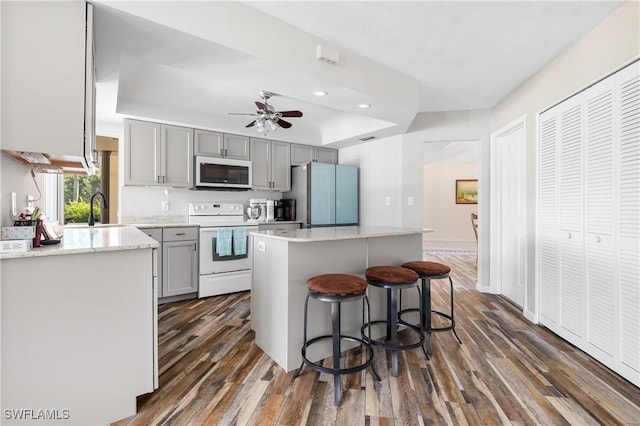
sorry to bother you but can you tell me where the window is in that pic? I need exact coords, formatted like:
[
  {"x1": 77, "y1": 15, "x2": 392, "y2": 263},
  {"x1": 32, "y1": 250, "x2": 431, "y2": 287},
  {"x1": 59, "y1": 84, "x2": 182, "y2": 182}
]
[{"x1": 63, "y1": 173, "x2": 102, "y2": 223}]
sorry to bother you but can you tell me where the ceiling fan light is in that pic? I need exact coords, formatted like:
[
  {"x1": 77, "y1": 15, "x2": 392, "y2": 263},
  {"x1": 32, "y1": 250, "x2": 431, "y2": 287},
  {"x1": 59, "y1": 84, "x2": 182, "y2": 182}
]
[
  {"x1": 313, "y1": 90, "x2": 328, "y2": 97},
  {"x1": 267, "y1": 118, "x2": 278, "y2": 131}
]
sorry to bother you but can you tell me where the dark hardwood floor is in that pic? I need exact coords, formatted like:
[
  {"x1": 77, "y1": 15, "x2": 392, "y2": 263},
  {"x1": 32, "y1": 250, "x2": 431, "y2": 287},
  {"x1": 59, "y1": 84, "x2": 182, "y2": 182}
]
[{"x1": 113, "y1": 253, "x2": 640, "y2": 425}]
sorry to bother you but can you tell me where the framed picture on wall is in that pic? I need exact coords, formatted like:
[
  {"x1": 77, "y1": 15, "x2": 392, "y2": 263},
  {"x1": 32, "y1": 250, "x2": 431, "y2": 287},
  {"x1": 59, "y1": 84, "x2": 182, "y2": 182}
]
[{"x1": 456, "y1": 179, "x2": 478, "y2": 204}]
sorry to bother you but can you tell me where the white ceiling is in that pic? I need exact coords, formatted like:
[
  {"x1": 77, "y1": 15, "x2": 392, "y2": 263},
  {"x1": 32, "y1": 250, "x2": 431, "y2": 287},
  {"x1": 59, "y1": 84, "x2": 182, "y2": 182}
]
[{"x1": 93, "y1": 0, "x2": 623, "y2": 147}]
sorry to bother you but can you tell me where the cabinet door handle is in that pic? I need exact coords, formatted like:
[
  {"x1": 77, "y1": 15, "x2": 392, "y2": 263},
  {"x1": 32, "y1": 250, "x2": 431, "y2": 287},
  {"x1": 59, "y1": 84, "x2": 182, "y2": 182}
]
[
  {"x1": 157, "y1": 175, "x2": 161, "y2": 183},
  {"x1": 193, "y1": 243, "x2": 197, "y2": 251},
  {"x1": 567, "y1": 233, "x2": 572, "y2": 239},
  {"x1": 595, "y1": 235, "x2": 601, "y2": 243},
  {"x1": 175, "y1": 232, "x2": 186, "y2": 236}
]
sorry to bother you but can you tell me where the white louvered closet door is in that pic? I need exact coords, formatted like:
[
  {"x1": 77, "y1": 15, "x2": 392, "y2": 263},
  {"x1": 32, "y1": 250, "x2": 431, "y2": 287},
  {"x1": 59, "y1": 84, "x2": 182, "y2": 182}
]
[
  {"x1": 537, "y1": 60, "x2": 640, "y2": 387},
  {"x1": 538, "y1": 110, "x2": 560, "y2": 330},
  {"x1": 584, "y1": 73, "x2": 617, "y2": 365},
  {"x1": 617, "y1": 61, "x2": 640, "y2": 384},
  {"x1": 558, "y1": 96, "x2": 586, "y2": 345}
]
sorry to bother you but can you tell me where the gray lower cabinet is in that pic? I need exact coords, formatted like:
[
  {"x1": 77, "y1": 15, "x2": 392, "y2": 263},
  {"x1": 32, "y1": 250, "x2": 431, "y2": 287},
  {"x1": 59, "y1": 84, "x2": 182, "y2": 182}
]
[{"x1": 139, "y1": 227, "x2": 198, "y2": 300}]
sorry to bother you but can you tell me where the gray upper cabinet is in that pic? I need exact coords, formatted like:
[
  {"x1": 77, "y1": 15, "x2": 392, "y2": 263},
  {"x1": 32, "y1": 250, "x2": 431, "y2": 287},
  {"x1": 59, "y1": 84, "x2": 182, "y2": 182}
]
[
  {"x1": 291, "y1": 144, "x2": 314, "y2": 166},
  {"x1": 314, "y1": 147, "x2": 338, "y2": 164},
  {"x1": 250, "y1": 138, "x2": 291, "y2": 191},
  {"x1": 195, "y1": 130, "x2": 250, "y2": 160},
  {"x1": 124, "y1": 119, "x2": 193, "y2": 187},
  {"x1": 194, "y1": 129, "x2": 223, "y2": 157},
  {"x1": 291, "y1": 144, "x2": 338, "y2": 165},
  {"x1": 223, "y1": 134, "x2": 251, "y2": 160}
]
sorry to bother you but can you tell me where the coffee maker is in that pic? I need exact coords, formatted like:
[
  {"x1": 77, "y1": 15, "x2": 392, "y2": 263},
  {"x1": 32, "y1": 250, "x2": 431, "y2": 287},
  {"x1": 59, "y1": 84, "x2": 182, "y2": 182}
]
[{"x1": 274, "y1": 199, "x2": 296, "y2": 221}]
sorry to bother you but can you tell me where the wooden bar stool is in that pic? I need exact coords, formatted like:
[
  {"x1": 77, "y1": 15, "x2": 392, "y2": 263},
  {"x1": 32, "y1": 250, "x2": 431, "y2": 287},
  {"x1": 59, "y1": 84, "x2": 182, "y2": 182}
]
[
  {"x1": 400, "y1": 261, "x2": 462, "y2": 355},
  {"x1": 362, "y1": 266, "x2": 425, "y2": 377},
  {"x1": 294, "y1": 273, "x2": 379, "y2": 406}
]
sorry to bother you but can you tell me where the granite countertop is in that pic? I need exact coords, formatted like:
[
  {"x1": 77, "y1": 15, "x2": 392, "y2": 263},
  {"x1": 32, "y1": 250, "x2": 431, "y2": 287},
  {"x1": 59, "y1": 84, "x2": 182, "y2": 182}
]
[
  {"x1": 251, "y1": 226, "x2": 430, "y2": 242},
  {"x1": 0, "y1": 226, "x2": 160, "y2": 260}
]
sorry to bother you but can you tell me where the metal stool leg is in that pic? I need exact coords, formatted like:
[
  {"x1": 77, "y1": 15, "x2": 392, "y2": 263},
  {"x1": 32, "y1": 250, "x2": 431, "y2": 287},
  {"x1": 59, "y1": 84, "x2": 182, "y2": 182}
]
[
  {"x1": 363, "y1": 295, "x2": 381, "y2": 381},
  {"x1": 331, "y1": 301, "x2": 342, "y2": 405},
  {"x1": 425, "y1": 277, "x2": 433, "y2": 355},
  {"x1": 294, "y1": 294, "x2": 311, "y2": 378},
  {"x1": 449, "y1": 277, "x2": 462, "y2": 344},
  {"x1": 389, "y1": 287, "x2": 399, "y2": 377}
]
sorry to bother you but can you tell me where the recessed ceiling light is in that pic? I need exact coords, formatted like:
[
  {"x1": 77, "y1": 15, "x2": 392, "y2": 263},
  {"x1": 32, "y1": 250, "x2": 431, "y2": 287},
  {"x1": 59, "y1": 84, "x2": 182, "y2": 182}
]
[
  {"x1": 313, "y1": 90, "x2": 328, "y2": 97},
  {"x1": 358, "y1": 103, "x2": 371, "y2": 109}
]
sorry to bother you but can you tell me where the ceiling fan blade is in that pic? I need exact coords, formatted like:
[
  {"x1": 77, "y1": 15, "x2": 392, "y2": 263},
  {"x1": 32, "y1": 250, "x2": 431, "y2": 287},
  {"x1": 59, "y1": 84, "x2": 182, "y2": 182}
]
[
  {"x1": 227, "y1": 112, "x2": 257, "y2": 116},
  {"x1": 255, "y1": 101, "x2": 267, "y2": 112},
  {"x1": 278, "y1": 110, "x2": 303, "y2": 118},
  {"x1": 246, "y1": 120, "x2": 256, "y2": 128},
  {"x1": 277, "y1": 119, "x2": 292, "y2": 129}
]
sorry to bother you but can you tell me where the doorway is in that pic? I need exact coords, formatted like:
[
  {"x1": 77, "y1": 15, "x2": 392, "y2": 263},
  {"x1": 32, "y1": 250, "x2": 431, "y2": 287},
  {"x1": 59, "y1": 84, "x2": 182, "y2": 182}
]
[
  {"x1": 422, "y1": 140, "x2": 479, "y2": 257},
  {"x1": 490, "y1": 116, "x2": 526, "y2": 307}
]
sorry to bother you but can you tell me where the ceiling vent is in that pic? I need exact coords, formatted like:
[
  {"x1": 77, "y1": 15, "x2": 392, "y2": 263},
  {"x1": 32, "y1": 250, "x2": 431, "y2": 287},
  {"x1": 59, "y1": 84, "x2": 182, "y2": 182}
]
[
  {"x1": 316, "y1": 44, "x2": 340, "y2": 65},
  {"x1": 359, "y1": 136, "x2": 375, "y2": 141}
]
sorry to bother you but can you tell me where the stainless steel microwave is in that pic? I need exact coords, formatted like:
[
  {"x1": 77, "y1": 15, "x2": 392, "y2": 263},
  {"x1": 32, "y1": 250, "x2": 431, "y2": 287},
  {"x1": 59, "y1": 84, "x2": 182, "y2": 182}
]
[{"x1": 194, "y1": 156, "x2": 252, "y2": 190}]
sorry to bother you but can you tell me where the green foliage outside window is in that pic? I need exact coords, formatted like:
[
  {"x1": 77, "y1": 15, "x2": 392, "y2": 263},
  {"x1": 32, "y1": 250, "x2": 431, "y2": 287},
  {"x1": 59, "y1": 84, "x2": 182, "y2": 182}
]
[{"x1": 63, "y1": 174, "x2": 101, "y2": 223}]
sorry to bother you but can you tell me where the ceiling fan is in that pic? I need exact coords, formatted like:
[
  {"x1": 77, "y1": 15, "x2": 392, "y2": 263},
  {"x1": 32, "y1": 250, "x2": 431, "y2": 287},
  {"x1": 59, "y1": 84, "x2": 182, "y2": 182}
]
[{"x1": 227, "y1": 90, "x2": 303, "y2": 134}]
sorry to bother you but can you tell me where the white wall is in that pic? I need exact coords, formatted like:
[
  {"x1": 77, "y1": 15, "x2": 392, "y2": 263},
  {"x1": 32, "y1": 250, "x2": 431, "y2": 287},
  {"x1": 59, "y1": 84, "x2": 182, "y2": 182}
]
[
  {"x1": 423, "y1": 163, "x2": 478, "y2": 242},
  {"x1": 339, "y1": 135, "x2": 404, "y2": 227},
  {"x1": 0, "y1": 156, "x2": 46, "y2": 227},
  {"x1": 491, "y1": 0, "x2": 639, "y2": 320}
]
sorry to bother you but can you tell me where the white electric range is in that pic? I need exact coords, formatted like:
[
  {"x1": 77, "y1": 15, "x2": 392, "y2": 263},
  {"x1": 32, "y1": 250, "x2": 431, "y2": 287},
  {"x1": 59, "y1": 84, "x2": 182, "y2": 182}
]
[{"x1": 188, "y1": 203, "x2": 257, "y2": 298}]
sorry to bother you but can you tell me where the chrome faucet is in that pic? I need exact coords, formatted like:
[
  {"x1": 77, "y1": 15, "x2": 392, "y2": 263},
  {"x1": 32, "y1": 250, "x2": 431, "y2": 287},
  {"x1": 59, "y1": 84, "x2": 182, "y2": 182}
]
[{"x1": 89, "y1": 192, "x2": 108, "y2": 227}]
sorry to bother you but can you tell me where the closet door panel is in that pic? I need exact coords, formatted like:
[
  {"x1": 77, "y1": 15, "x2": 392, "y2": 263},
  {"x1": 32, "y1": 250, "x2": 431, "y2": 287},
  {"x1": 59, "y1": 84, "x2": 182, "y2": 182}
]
[
  {"x1": 559, "y1": 100, "x2": 584, "y2": 233},
  {"x1": 538, "y1": 111, "x2": 560, "y2": 329},
  {"x1": 617, "y1": 61, "x2": 640, "y2": 383},
  {"x1": 584, "y1": 75, "x2": 617, "y2": 362},
  {"x1": 557, "y1": 96, "x2": 586, "y2": 344},
  {"x1": 558, "y1": 233, "x2": 585, "y2": 344}
]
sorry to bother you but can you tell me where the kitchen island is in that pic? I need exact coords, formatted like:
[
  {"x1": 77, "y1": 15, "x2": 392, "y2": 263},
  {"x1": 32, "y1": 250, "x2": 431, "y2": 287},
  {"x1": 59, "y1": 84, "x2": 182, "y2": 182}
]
[
  {"x1": 1, "y1": 226, "x2": 159, "y2": 425},
  {"x1": 251, "y1": 226, "x2": 427, "y2": 372}
]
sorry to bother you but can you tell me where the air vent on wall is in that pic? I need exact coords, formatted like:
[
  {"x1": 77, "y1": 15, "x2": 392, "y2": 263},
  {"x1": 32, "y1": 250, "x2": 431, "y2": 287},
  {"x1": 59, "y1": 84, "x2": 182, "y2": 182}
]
[{"x1": 316, "y1": 44, "x2": 340, "y2": 65}]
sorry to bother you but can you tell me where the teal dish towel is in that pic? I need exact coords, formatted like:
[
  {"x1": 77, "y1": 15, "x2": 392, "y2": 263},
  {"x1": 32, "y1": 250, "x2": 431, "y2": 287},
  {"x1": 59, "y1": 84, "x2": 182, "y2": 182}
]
[
  {"x1": 233, "y1": 227, "x2": 247, "y2": 256},
  {"x1": 216, "y1": 228, "x2": 233, "y2": 256}
]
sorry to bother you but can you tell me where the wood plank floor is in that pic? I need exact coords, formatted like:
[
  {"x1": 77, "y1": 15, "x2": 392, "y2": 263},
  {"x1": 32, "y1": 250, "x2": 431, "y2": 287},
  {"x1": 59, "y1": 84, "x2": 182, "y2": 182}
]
[{"x1": 113, "y1": 253, "x2": 640, "y2": 425}]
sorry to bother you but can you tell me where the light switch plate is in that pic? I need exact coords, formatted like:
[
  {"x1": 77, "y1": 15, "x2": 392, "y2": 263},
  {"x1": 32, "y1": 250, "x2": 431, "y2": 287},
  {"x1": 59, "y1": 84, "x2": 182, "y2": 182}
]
[
  {"x1": 408, "y1": 196, "x2": 415, "y2": 206},
  {"x1": 384, "y1": 196, "x2": 390, "y2": 206}
]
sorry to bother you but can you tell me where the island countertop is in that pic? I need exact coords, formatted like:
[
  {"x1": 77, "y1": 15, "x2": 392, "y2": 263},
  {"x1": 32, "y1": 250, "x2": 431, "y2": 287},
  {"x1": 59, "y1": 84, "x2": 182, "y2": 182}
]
[
  {"x1": 0, "y1": 225, "x2": 160, "y2": 260},
  {"x1": 251, "y1": 225, "x2": 431, "y2": 242}
]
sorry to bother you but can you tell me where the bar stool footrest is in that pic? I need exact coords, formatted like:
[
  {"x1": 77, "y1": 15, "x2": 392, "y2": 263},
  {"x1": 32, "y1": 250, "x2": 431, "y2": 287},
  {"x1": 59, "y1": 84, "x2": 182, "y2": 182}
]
[
  {"x1": 398, "y1": 308, "x2": 456, "y2": 333},
  {"x1": 361, "y1": 320, "x2": 425, "y2": 351},
  {"x1": 301, "y1": 334, "x2": 374, "y2": 376}
]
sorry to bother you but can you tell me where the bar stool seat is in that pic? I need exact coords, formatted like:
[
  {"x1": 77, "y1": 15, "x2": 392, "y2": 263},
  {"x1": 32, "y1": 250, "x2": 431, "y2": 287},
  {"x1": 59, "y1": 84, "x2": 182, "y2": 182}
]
[
  {"x1": 400, "y1": 261, "x2": 462, "y2": 355},
  {"x1": 362, "y1": 266, "x2": 425, "y2": 377},
  {"x1": 295, "y1": 273, "x2": 379, "y2": 406}
]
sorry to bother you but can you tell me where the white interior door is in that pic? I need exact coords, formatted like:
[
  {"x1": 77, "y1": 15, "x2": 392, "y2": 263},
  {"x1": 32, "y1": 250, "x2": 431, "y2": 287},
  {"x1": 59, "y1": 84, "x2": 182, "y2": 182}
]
[{"x1": 490, "y1": 117, "x2": 526, "y2": 307}]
